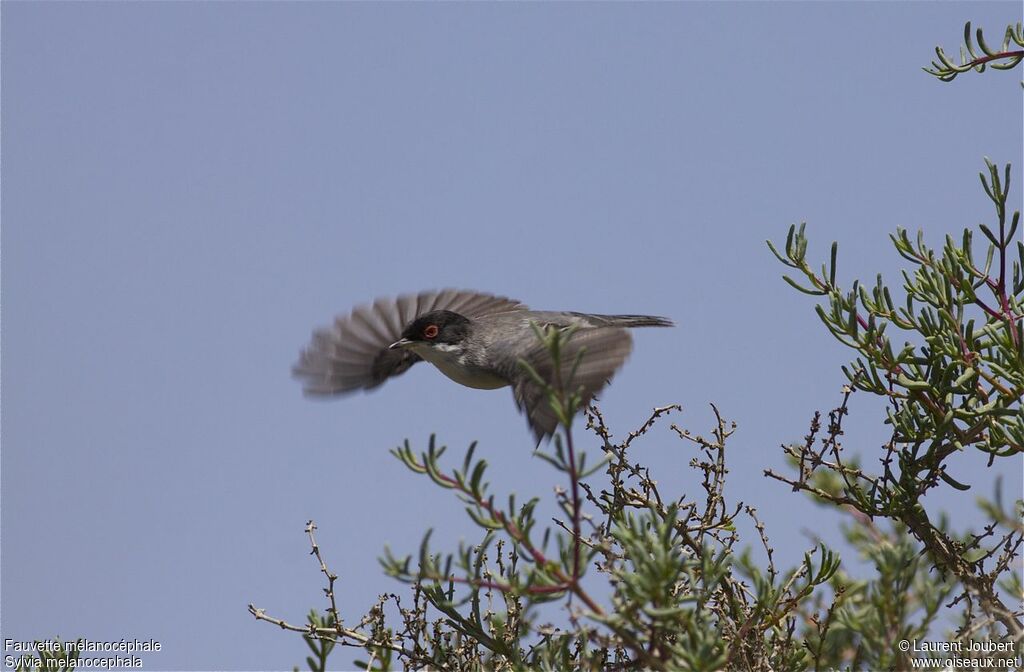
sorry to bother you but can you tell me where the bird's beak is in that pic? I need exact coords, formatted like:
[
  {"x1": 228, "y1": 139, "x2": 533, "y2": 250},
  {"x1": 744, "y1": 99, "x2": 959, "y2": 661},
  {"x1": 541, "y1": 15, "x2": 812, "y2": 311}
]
[{"x1": 389, "y1": 338, "x2": 413, "y2": 350}]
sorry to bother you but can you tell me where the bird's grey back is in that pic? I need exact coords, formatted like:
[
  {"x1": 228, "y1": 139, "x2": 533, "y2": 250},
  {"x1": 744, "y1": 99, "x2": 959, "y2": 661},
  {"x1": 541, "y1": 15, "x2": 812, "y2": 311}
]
[
  {"x1": 465, "y1": 309, "x2": 672, "y2": 441},
  {"x1": 463, "y1": 311, "x2": 672, "y2": 366}
]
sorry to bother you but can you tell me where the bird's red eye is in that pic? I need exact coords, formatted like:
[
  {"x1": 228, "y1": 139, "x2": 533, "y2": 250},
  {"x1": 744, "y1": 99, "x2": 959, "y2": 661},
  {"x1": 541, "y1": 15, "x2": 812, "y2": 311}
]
[{"x1": 423, "y1": 324, "x2": 439, "y2": 339}]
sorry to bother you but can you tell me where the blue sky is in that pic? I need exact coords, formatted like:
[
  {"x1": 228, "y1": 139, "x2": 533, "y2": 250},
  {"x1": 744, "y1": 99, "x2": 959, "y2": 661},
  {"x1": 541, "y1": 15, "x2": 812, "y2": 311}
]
[{"x1": 3, "y1": 2, "x2": 1021, "y2": 669}]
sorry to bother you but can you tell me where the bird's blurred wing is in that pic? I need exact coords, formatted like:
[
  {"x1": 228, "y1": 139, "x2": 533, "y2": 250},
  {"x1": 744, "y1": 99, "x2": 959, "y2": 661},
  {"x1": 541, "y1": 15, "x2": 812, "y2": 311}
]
[
  {"x1": 510, "y1": 328, "x2": 633, "y2": 442},
  {"x1": 294, "y1": 289, "x2": 527, "y2": 395}
]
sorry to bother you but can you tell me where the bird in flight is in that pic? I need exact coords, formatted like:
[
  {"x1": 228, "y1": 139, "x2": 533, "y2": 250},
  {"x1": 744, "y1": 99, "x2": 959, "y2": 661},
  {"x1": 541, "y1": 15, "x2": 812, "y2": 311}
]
[{"x1": 293, "y1": 289, "x2": 673, "y2": 441}]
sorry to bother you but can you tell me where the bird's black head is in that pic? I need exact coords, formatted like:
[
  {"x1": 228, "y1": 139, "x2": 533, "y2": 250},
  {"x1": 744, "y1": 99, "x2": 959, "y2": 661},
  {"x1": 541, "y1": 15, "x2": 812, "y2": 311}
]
[{"x1": 395, "y1": 310, "x2": 471, "y2": 347}]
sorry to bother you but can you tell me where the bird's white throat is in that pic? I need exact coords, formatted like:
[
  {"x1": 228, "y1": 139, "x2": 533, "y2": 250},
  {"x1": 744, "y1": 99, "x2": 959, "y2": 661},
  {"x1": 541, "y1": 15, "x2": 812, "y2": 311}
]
[{"x1": 408, "y1": 342, "x2": 508, "y2": 390}]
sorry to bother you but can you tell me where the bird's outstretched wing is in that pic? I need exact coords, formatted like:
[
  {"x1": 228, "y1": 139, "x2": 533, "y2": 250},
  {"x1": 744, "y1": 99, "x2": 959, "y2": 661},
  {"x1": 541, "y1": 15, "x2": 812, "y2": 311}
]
[
  {"x1": 509, "y1": 328, "x2": 633, "y2": 442},
  {"x1": 294, "y1": 289, "x2": 527, "y2": 395}
]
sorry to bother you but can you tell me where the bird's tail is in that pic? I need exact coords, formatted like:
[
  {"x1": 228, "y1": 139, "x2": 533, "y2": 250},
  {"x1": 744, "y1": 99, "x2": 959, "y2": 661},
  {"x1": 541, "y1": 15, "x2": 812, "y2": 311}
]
[{"x1": 587, "y1": 314, "x2": 675, "y2": 328}]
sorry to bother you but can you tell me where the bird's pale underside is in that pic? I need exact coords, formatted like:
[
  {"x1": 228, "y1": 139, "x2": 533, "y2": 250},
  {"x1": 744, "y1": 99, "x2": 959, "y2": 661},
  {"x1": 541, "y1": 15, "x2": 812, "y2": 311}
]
[{"x1": 293, "y1": 289, "x2": 673, "y2": 441}]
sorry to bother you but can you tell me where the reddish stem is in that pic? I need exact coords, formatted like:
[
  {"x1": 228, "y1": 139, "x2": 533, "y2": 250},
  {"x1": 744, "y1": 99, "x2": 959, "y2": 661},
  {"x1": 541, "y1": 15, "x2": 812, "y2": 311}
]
[{"x1": 963, "y1": 50, "x2": 1024, "y2": 69}]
